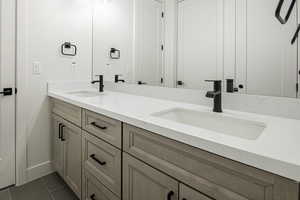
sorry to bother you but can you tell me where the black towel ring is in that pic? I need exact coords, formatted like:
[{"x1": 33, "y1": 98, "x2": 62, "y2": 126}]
[{"x1": 61, "y1": 42, "x2": 77, "y2": 56}]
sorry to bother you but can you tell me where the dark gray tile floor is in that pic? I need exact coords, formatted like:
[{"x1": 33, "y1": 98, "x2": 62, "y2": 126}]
[{"x1": 0, "y1": 173, "x2": 78, "y2": 200}]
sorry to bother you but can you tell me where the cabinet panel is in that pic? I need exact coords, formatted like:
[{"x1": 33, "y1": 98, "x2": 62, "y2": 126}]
[
  {"x1": 51, "y1": 98, "x2": 82, "y2": 126},
  {"x1": 82, "y1": 131, "x2": 121, "y2": 197},
  {"x1": 63, "y1": 122, "x2": 82, "y2": 198},
  {"x1": 83, "y1": 170, "x2": 120, "y2": 200},
  {"x1": 180, "y1": 184, "x2": 213, "y2": 200},
  {"x1": 123, "y1": 153, "x2": 178, "y2": 200},
  {"x1": 82, "y1": 109, "x2": 122, "y2": 148},
  {"x1": 52, "y1": 114, "x2": 64, "y2": 178},
  {"x1": 123, "y1": 123, "x2": 299, "y2": 200}
]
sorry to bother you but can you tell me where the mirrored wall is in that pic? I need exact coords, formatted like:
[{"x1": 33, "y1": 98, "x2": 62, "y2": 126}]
[{"x1": 92, "y1": 0, "x2": 300, "y2": 98}]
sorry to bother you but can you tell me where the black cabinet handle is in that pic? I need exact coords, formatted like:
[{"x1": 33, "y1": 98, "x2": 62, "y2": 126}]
[
  {"x1": 58, "y1": 123, "x2": 62, "y2": 140},
  {"x1": 90, "y1": 122, "x2": 107, "y2": 130},
  {"x1": 60, "y1": 125, "x2": 66, "y2": 141},
  {"x1": 167, "y1": 191, "x2": 174, "y2": 200},
  {"x1": 275, "y1": 0, "x2": 296, "y2": 24},
  {"x1": 90, "y1": 194, "x2": 96, "y2": 200},
  {"x1": 90, "y1": 154, "x2": 106, "y2": 166}
]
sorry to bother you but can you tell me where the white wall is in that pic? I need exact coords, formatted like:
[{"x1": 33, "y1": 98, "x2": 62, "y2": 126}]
[{"x1": 17, "y1": 0, "x2": 93, "y2": 183}]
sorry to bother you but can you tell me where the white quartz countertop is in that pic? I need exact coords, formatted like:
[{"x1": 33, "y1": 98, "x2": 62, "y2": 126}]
[{"x1": 48, "y1": 85, "x2": 300, "y2": 182}]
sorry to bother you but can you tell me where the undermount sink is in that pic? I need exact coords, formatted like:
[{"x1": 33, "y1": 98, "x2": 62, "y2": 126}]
[
  {"x1": 67, "y1": 90, "x2": 100, "y2": 98},
  {"x1": 151, "y1": 108, "x2": 266, "y2": 140}
]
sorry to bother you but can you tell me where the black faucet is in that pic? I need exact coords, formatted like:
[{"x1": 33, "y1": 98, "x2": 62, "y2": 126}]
[
  {"x1": 91, "y1": 75, "x2": 104, "y2": 92},
  {"x1": 205, "y1": 80, "x2": 222, "y2": 113},
  {"x1": 115, "y1": 75, "x2": 125, "y2": 83}
]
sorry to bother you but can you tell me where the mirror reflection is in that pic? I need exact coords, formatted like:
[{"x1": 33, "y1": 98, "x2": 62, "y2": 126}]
[{"x1": 92, "y1": 0, "x2": 299, "y2": 98}]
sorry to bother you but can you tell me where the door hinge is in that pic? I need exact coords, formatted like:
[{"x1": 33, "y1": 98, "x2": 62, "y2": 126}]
[
  {"x1": 161, "y1": 45, "x2": 164, "y2": 51},
  {"x1": 161, "y1": 78, "x2": 164, "y2": 84},
  {"x1": 296, "y1": 83, "x2": 299, "y2": 93},
  {"x1": 161, "y1": 12, "x2": 164, "y2": 18}
]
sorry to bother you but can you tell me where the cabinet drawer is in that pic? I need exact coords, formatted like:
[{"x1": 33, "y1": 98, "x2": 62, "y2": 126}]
[
  {"x1": 123, "y1": 124, "x2": 299, "y2": 200},
  {"x1": 51, "y1": 98, "x2": 82, "y2": 127},
  {"x1": 82, "y1": 131, "x2": 121, "y2": 197},
  {"x1": 82, "y1": 109, "x2": 122, "y2": 148},
  {"x1": 83, "y1": 170, "x2": 120, "y2": 200}
]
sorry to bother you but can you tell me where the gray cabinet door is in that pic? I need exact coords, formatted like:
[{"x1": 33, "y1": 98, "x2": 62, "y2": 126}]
[
  {"x1": 52, "y1": 115, "x2": 64, "y2": 178},
  {"x1": 62, "y1": 121, "x2": 82, "y2": 198},
  {"x1": 123, "y1": 153, "x2": 178, "y2": 200},
  {"x1": 180, "y1": 184, "x2": 213, "y2": 200}
]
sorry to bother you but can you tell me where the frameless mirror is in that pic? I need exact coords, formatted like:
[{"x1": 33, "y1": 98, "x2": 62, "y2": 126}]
[{"x1": 92, "y1": 0, "x2": 299, "y2": 98}]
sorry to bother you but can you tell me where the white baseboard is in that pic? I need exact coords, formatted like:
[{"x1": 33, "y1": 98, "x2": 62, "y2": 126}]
[{"x1": 26, "y1": 161, "x2": 54, "y2": 183}]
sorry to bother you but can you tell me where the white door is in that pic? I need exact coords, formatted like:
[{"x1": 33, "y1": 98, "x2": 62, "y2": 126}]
[
  {"x1": 0, "y1": 0, "x2": 16, "y2": 189},
  {"x1": 177, "y1": 0, "x2": 224, "y2": 90},
  {"x1": 134, "y1": 0, "x2": 164, "y2": 86},
  {"x1": 236, "y1": 0, "x2": 298, "y2": 97}
]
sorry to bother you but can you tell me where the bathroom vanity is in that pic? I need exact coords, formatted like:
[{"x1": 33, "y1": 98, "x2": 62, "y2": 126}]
[{"x1": 49, "y1": 85, "x2": 300, "y2": 200}]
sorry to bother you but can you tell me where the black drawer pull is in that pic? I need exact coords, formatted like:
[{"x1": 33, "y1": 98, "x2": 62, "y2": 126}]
[
  {"x1": 60, "y1": 125, "x2": 66, "y2": 141},
  {"x1": 90, "y1": 122, "x2": 107, "y2": 130},
  {"x1": 167, "y1": 191, "x2": 174, "y2": 200},
  {"x1": 90, "y1": 154, "x2": 106, "y2": 166},
  {"x1": 90, "y1": 194, "x2": 96, "y2": 200},
  {"x1": 58, "y1": 123, "x2": 62, "y2": 140}
]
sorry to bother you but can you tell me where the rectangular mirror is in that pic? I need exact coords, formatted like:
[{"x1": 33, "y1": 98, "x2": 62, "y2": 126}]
[{"x1": 92, "y1": 0, "x2": 299, "y2": 98}]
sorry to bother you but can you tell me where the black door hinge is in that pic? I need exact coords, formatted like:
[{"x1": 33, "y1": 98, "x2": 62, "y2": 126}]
[
  {"x1": 15, "y1": 88, "x2": 17, "y2": 94},
  {"x1": 161, "y1": 45, "x2": 164, "y2": 51},
  {"x1": 161, "y1": 12, "x2": 164, "y2": 18},
  {"x1": 296, "y1": 83, "x2": 299, "y2": 93},
  {"x1": 161, "y1": 78, "x2": 164, "y2": 84}
]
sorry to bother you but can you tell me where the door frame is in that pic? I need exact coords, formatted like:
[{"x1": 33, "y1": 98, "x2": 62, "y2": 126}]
[
  {"x1": 16, "y1": 0, "x2": 28, "y2": 186},
  {"x1": 0, "y1": 0, "x2": 16, "y2": 188}
]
